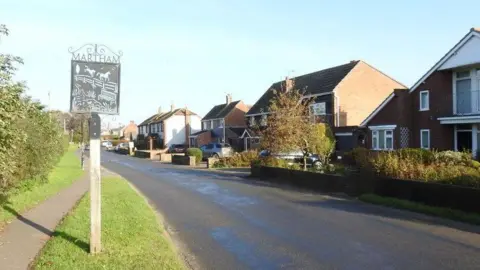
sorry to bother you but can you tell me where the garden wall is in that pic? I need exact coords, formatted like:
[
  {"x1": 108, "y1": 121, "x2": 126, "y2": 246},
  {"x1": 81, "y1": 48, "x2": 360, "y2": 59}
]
[
  {"x1": 172, "y1": 155, "x2": 196, "y2": 166},
  {"x1": 251, "y1": 166, "x2": 480, "y2": 213}
]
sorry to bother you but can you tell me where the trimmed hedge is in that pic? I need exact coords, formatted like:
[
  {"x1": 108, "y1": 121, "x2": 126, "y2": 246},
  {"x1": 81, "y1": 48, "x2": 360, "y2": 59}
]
[
  {"x1": 213, "y1": 151, "x2": 259, "y2": 168},
  {"x1": 186, "y1": 148, "x2": 202, "y2": 165}
]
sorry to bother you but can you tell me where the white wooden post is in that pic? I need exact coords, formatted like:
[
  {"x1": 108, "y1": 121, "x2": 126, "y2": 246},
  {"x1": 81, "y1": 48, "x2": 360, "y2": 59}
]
[{"x1": 89, "y1": 113, "x2": 102, "y2": 254}]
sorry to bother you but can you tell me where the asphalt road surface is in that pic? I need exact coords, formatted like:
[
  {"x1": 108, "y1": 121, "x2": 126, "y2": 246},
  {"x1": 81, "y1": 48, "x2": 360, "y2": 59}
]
[{"x1": 100, "y1": 151, "x2": 480, "y2": 270}]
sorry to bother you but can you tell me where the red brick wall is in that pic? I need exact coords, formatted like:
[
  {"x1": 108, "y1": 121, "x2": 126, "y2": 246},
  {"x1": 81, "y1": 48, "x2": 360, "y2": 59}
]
[
  {"x1": 195, "y1": 131, "x2": 212, "y2": 147},
  {"x1": 123, "y1": 121, "x2": 138, "y2": 140},
  {"x1": 336, "y1": 61, "x2": 406, "y2": 126},
  {"x1": 366, "y1": 70, "x2": 455, "y2": 151},
  {"x1": 225, "y1": 101, "x2": 249, "y2": 127},
  {"x1": 410, "y1": 70, "x2": 454, "y2": 150}
]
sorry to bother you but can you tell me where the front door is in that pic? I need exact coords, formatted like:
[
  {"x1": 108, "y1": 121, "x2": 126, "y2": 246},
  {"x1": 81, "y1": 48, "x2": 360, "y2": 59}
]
[{"x1": 457, "y1": 131, "x2": 472, "y2": 152}]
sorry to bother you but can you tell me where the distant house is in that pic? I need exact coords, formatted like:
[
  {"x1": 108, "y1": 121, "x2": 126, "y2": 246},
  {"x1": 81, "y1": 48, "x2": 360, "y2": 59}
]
[
  {"x1": 109, "y1": 126, "x2": 124, "y2": 137},
  {"x1": 137, "y1": 104, "x2": 201, "y2": 149},
  {"x1": 361, "y1": 28, "x2": 480, "y2": 155},
  {"x1": 121, "y1": 121, "x2": 138, "y2": 141},
  {"x1": 190, "y1": 94, "x2": 251, "y2": 150},
  {"x1": 245, "y1": 60, "x2": 406, "y2": 152}
]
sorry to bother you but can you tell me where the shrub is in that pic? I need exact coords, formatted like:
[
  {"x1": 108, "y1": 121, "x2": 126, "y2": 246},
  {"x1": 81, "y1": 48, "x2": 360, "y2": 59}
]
[
  {"x1": 186, "y1": 148, "x2": 202, "y2": 165},
  {"x1": 213, "y1": 151, "x2": 258, "y2": 168},
  {"x1": 348, "y1": 147, "x2": 480, "y2": 188}
]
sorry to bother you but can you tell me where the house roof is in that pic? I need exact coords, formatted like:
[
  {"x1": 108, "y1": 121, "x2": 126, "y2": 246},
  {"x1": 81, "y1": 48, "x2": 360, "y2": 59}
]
[
  {"x1": 246, "y1": 61, "x2": 359, "y2": 115},
  {"x1": 139, "y1": 108, "x2": 198, "y2": 126},
  {"x1": 190, "y1": 130, "x2": 210, "y2": 136},
  {"x1": 227, "y1": 127, "x2": 249, "y2": 137},
  {"x1": 203, "y1": 100, "x2": 241, "y2": 120},
  {"x1": 409, "y1": 27, "x2": 480, "y2": 93}
]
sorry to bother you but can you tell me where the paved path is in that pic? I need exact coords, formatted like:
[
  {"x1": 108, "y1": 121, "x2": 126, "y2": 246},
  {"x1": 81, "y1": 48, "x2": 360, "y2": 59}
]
[
  {"x1": 0, "y1": 173, "x2": 88, "y2": 269},
  {"x1": 102, "y1": 151, "x2": 480, "y2": 270}
]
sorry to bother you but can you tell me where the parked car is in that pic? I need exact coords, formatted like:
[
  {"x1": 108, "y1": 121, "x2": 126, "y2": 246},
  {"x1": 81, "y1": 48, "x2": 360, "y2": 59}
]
[
  {"x1": 259, "y1": 150, "x2": 322, "y2": 168},
  {"x1": 201, "y1": 143, "x2": 234, "y2": 159},
  {"x1": 115, "y1": 142, "x2": 129, "y2": 153},
  {"x1": 168, "y1": 144, "x2": 187, "y2": 153},
  {"x1": 102, "y1": 141, "x2": 114, "y2": 150}
]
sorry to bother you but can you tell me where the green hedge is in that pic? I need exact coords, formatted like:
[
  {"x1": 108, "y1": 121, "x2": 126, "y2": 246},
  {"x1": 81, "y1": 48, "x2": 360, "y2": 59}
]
[
  {"x1": 186, "y1": 148, "x2": 202, "y2": 165},
  {"x1": 1, "y1": 29, "x2": 68, "y2": 198},
  {"x1": 213, "y1": 151, "x2": 259, "y2": 168}
]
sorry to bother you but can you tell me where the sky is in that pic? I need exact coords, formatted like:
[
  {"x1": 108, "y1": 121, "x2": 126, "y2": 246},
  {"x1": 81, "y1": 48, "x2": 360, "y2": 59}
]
[{"x1": 2, "y1": 0, "x2": 480, "y2": 126}]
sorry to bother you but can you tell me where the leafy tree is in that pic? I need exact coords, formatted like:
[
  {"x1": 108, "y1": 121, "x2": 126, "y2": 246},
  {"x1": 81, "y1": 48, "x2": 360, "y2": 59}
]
[
  {"x1": 309, "y1": 123, "x2": 336, "y2": 168},
  {"x1": 259, "y1": 78, "x2": 314, "y2": 170}
]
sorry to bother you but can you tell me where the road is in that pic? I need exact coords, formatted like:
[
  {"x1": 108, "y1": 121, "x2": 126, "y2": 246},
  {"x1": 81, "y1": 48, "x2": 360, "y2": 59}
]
[{"x1": 100, "y1": 151, "x2": 480, "y2": 270}]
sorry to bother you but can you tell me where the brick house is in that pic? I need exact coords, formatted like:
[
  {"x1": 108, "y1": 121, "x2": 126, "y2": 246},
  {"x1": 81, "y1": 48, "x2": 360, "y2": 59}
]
[
  {"x1": 137, "y1": 104, "x2": 201, "y2": 149},
  {"x1": 121, "y1": 121, "x2": 138, "y2": 141},
  {"x1": 361, "y1": 28, "x2": 480, "y2": 154},
  {"x1": 245, "y1": 60, "x2": 406, "y2": 152},
  {"x1": 190, "y1": 94, "x2": 251, "y2": 150}
]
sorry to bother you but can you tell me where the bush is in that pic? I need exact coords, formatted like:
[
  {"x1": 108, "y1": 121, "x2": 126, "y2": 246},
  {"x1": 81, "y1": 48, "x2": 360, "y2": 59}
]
[
  {"x1": 186, "y1": 148, "x2": 202, "y2": 165},
  {"x1": 213, "y1": 151, "x2": 258, "y2": 168},
  {"x1": 347, "y1": 147, "x2": 480, "y2": 188}
]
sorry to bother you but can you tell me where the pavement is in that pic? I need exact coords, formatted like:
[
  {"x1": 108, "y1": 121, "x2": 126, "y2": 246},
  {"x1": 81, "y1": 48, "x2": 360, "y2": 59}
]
[
  {"x1": 101, "y1": 150, "x2": 480, "y2": 270},
  {"x1": 0, "y1": 171, "x2": 88, "y2": 269}
]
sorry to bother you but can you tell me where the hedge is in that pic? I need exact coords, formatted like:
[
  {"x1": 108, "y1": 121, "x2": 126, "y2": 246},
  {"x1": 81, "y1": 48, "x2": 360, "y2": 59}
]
[{"x1": 186, "y1": 148, "x2": 202, "y2": 165}]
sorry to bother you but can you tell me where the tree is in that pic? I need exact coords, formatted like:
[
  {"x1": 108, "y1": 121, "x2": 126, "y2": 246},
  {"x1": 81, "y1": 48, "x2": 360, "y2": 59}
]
[
  {"x1": 309, "y1": 123, "x2": 336, "y2": 169},
  {"x1": 259, "y1": 78, "x2": 314, "y2": 170}
]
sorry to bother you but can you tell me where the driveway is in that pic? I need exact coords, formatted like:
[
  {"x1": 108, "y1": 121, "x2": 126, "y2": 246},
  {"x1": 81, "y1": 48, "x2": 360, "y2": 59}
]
[{"x1": 100, "y1": 151, "x2": 480, "y2": 270}]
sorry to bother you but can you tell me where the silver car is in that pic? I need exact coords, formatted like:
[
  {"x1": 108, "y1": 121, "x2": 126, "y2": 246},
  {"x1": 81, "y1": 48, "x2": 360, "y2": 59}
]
[{"x1": 201, "y1": 143, "x2": 234, "y2": 159}]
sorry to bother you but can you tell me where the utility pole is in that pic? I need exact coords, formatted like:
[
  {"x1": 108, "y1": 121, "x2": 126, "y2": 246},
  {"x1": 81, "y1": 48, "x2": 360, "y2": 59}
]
[{"x1": 89, "y1": 113, "x2": 101, "y2": 253}]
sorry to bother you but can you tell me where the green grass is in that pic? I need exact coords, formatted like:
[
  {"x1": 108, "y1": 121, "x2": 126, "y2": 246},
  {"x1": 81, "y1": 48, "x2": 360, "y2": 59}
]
[
  {"x1": 33, "y1": 176, "x2": 184, "y2": 270},
  {"x1": 0, "y1": 145, "x2": 83, "y2": 226},
  {"x1": 359, "y1": 193, "x2": 480, "y2": 225}
]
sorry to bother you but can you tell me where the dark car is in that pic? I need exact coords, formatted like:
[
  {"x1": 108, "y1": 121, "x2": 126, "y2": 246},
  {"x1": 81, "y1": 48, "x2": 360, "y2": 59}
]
[
  {"x1": 259, "y1": 150, "x2": 322, "y2": 168},
  {"x1": 168, "y1": 144, "x2": 187, "y2": 153}
]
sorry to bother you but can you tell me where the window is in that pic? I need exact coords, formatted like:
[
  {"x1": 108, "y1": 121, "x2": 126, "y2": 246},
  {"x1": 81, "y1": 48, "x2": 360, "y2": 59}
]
[
  {"x1": 260, "y1": 114, "x2": 267, "y2": 126},
  {"x1": 419, "y1": 90, "x2": 429, "y2": 111},
  {"x1": 160, "y1": 122, "x2": 163, "y2": 132},
  {"x1": 202, "y1": 121, "x2": 208, "y2": 130},
  {"x1": 310, "y1": 102, "x2": 326, "y2": 116},
  {"x1": 420, "y1": 129, "x2": 430, "y2": 149},
  {"x1": 370, "y1": 127, "x2": 395, "y2": 150},
  {"x1": 249, "y1": 116, "x2": 255, "y2": 126},
  {"x1": 455, "y1": 70, "x2": 472, "y2": 114}
]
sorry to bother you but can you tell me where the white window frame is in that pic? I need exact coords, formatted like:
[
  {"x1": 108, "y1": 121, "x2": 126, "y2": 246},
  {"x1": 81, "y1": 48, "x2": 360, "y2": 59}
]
[
  {"x1": 369, "y1": 125, "x2": 396, "y2": 150},
  {"x1": 419, "y1": 90, "x2": 429, "y2": 111},
  {"x1": 420, "y1": 129, "x2": 430, "y2": 149},
  {"x1": 453, "y1": 69, "x2": 477, "y2": 115}
]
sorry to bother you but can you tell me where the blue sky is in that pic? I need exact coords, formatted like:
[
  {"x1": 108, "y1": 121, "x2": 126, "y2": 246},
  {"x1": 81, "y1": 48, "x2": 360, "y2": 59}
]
[{"x1": 1, "y1": 0, "x2": 480, "y2": 126}]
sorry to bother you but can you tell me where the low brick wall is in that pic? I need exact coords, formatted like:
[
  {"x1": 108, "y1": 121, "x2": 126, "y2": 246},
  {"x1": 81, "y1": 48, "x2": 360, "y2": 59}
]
[
  {"x1": 251, "y1": 165, "x2": 480, "y2": 213},
  {"x1": 172, "y1": 155, "x2": 196, "y2": 166}
]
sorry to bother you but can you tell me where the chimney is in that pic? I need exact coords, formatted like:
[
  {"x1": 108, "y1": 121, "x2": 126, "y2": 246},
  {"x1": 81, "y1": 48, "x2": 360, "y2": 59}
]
[
  {"x1": 158, "y1": 106, "x2": 162, "y2": 114},
  {"x1": 226, "y1": 94, "x2": 232, "y2": 105},
  {"x1": 285, "y1": 77, "x2": 294, "y2": 92},
  {"x1": 170, "y1": 102, "x2": 175, "y2": 112},
  {"x1": 184, "y1": 107, "x2": 191, "y2": 147},
  {"x1": 129, "y1": 120, "x2": 134, "y2": 125}
]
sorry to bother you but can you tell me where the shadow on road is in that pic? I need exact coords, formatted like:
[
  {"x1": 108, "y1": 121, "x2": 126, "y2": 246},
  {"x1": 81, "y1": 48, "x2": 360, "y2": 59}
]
[
  {"x1": 291, "y1": 198, "x2": 480, "y2": 236},
  {"x1": 3, "y1": 204, "x2": 89, "y2": 252}
]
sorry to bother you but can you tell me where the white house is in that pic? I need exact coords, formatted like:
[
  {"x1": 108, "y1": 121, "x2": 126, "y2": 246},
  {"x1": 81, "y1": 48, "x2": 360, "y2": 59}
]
[{"x1": 137, "y1": 105, "x2": 201, "y2": 148}]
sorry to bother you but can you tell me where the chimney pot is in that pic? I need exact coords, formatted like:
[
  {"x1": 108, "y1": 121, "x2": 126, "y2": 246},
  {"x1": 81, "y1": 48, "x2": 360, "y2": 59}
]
[
  {"x1": 226, "y1": 94, "x2": 232, "y2": 105},
  {"x1": 170, "y1": 102, "x2": 175, "y2": 111},
  {"x1": 158, "y1": 106, "x2": 162, "y2": 114}
]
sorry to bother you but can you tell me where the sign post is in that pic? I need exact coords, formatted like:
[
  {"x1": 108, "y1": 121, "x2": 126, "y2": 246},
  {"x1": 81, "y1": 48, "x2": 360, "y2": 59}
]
[{"x1": 69, "y1": 44, "x2": 122, "y2": 254}]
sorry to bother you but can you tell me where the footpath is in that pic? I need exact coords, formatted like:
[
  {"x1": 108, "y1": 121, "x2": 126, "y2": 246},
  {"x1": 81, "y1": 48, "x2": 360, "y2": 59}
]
[{"x1": 0, "y1": 172, "x2": 89, "y2": 269}]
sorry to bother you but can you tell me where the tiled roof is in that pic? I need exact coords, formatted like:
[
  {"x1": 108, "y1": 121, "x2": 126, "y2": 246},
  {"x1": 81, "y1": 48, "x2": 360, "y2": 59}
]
[
  {"x1": 247, "y1": 61, "x2": 359, "y2": 115},
  {"x1": 139, "y1": 108, "x2": 198, "y2": 126},
  {"x1": 203, "y1": 101, "x2": 241, "y2": 120}
]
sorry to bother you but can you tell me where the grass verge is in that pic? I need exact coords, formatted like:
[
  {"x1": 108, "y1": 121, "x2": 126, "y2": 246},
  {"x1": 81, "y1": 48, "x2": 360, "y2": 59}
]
[
  {"x1": 33, "y1": 176, "x2": 183, "y2": 270},
  {"x1": 359, "y1": 193, "x2": 480, "y2": 225},
  {"x1": 0, "y1": 145, "x2": 83, "y2": 226}
]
